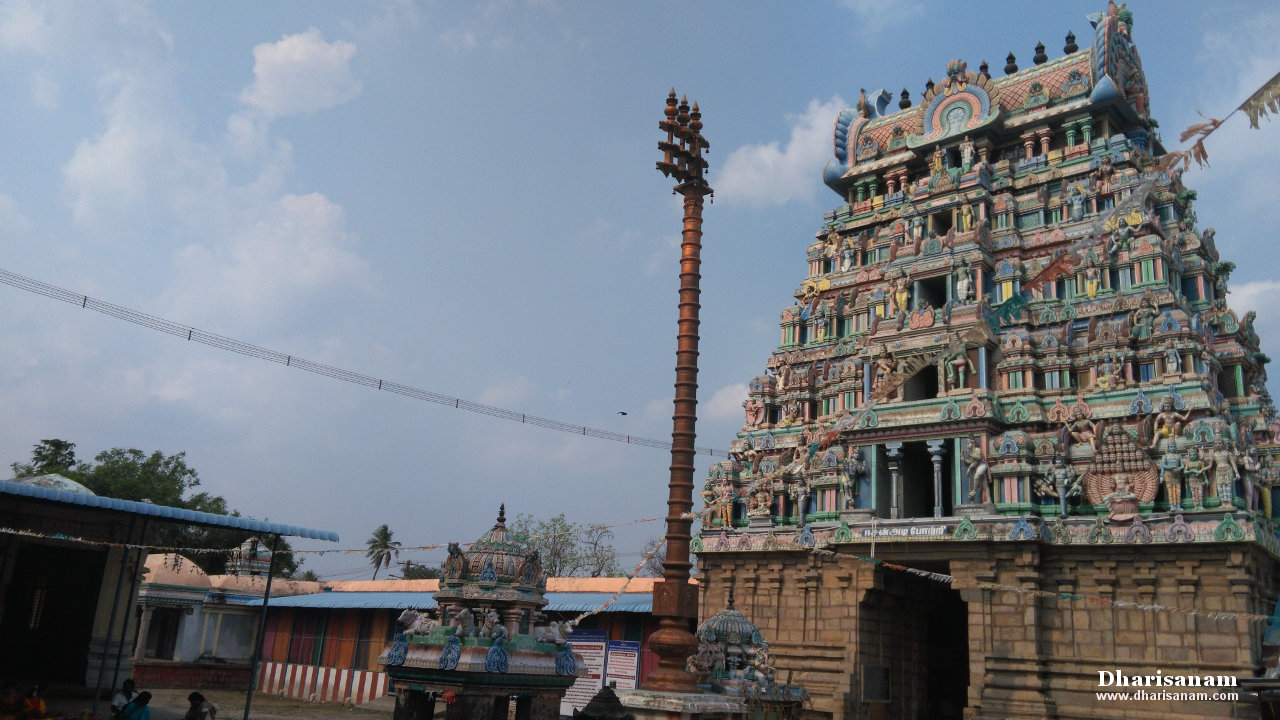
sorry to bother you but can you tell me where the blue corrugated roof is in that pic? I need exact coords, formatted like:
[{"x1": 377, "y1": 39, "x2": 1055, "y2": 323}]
[
  {"x1": 1, "y1": 479, "x2": 340, "y2": 541},
  {"x1": 545, "y1": 593, "x2": 653, "y2": 613},
  {"x1": 251, "y1": 591, "x2": 652, "y2": 612},
  {"x1": 255, "y1": 591, "x2": 436, "y2": 609}
]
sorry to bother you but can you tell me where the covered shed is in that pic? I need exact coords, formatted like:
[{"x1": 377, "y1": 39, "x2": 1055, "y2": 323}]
[{"x1": 0, "y1": 475, "x2": 337, "y2": 714}]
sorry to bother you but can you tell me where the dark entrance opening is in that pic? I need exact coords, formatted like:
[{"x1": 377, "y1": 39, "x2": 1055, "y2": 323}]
[
  {"x1": 902, "y1": 362, "x2": 938, "y2": 401},
  {"x1": 858, "y1": 563, "x2": 968, "y2": 719},
  {"x1": 917, "y1": 274, "x2": 949, "y2": 310},
  {"x1": 900, "y1": 441, "x2": 951, "y2": 518},
  {"x1": 0, "y1": 543, "x2": 106, "y2": 683}
]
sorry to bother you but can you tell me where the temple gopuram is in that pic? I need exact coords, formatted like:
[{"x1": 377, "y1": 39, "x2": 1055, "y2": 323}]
[{"x1": 695, "y1": 4, "x2": 1280, "y2": 719}]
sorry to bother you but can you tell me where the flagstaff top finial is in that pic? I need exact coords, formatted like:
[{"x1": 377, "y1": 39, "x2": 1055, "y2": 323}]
[{"x1": 656, "y1": 88, "x2": 711, "y2": 194}]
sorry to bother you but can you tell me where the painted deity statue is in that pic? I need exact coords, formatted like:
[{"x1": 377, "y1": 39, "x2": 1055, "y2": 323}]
[
  {"x1": 1095, "y1": 353, "x2": 1121, "y2": 391},
  {"x1": 1130, "y1": 297, "x2": 1158, "y2": 341},
  {"x1": 1103, "y1": 474, "x2": 1140, "y2": 522},
  {"x1": 1164, "y1": 341, "x2": 1182, "y2": 374},
  {"x1": 1049, "y1": 456, "x2": 1080, "y2": 516},
  {"x1": 1182, "y1": 447, "x2": 1209, "y2": 509},
  {"x1": 954, "y1": 260, "x2": 975, "y2": 304},
  {"x1": 1148, "y1": 395, "x2": 1189, "y2": 449},
  {"x1": 1159, "y1": 442, "x2": 1185, "y2": 509},
  {"x1": 746, "y1": 478, "x2": 774, "y2": 517},
  {"x1": 1207, "y1": 439, "x2": 1239, "y2": 508},
  {"x1": 1062, "y1": 406, "x2": 1099, "y2": 452},
  {"x1": 1032, "y1": 467, "x2": 1059, "y2": 506},
  {"x1": 944, "y1": 343, "x2": 969, "y2": 391},
  {"x1": 841, "y1": 446, "x2": 867, "y2": 508},
  {"x1": 964, "y1": 436, "x2": 993, "y2": 503},
  {"x1": 960, "y1": 135, "x2": 976, "y2": 170},
  {"x1": 1241, "y1": 444, "x2": 1262, "y2": 514},
  {"x1": 704, "y1": 478, "x2": 736, "y2": 527},
  {"x1": 1263, "y1": 456, "x2": 1279, "y2": 518},
  {"x1": 1083, "y1": 261, "x2": 1101, "y2": 299},
  {"x1": 788, "y1": 479, "x2": 812, "y2": 521},
  {"x1": 892, "y1": 275, "x2": 911, "y2": 316}
]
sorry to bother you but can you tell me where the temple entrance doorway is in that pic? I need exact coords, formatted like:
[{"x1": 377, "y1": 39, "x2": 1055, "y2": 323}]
[
  {"x1": 857, "y1": 563, "x2": 968, "y2": 719},
  {"x1": 0, "y1": 542, "x2": 105, "y2": 683}
]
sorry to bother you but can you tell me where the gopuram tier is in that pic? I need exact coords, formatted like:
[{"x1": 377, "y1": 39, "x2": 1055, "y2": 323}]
[{"x1": 694, "y1": 5, "x2": 1280, "y2": 719}]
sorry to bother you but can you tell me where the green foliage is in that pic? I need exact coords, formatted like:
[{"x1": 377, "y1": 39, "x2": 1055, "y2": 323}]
[
  {"x1": 509, "y1": 513, "x2": 622, "y2": 578},
  {"x1": 1212, "y1": 261, "x2": 1236, "y2": 281},
  {"x1": 9, "y1": 439, "x2": 305, "y2": 578},
  {"x1": 366, "y1": 524, "x2": 402, "y2": 580},
  {"x1": 400, "y1": 562, "x2": 441, "y2": 580}
]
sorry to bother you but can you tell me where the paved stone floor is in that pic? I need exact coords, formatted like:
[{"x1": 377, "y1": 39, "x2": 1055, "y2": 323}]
[{"x1": 44, "y1": 688, "x2": 394, "y2": 719}]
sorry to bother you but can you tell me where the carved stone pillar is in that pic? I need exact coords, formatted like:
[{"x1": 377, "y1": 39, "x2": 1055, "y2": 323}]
[
  {"x1": 927, "y1": 439, "x2": 946, "y2": 518},
  {"x1": 886, "y1": 442, "x2": 904, "y2": 519},
  {"x1": 133, "y1": 604, "x2": 153, "y2": 661}
]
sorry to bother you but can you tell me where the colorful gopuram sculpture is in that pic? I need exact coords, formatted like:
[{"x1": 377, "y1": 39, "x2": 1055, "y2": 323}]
[
  {"x1": 693, "y1": 6, "x2": 1280, "y2": 718},
  {"x1": 699, "y1": 1, "x2": 1278, "y2": 535}
]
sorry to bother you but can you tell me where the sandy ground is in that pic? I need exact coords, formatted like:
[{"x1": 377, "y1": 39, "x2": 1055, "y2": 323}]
[{"x1": 44, "y1": 688, "x2": 395, "y2": 719}]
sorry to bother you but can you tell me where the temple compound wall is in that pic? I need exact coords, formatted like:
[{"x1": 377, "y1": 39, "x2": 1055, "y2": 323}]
[{"x1": 694, "y1": 4, "x2": 1280, "y2": 718}]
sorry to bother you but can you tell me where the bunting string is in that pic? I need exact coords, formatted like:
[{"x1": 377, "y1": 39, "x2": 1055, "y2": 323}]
[{"x1": 7, "y1": 524, "x2": 1278, "y2": 628}]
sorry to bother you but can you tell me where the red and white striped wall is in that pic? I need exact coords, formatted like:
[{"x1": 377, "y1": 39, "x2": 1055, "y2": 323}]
[{"x1": 256, "y1": 661, "x2": 389, "y2": 705}]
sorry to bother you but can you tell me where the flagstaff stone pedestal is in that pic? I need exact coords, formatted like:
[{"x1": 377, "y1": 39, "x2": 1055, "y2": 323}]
[{"x1": 615, "y1": 689, "x2": 746, "y2": 720}]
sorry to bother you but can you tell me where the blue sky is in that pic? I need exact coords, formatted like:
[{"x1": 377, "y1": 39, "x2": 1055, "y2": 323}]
[{"x1": 2, "y1": 1, "x2": 1278, "y2": 579}]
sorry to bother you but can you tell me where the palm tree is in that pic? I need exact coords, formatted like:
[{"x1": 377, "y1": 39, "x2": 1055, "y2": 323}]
[{"x1": 366, "y1": 524, "x2": 402, "y2": 580}]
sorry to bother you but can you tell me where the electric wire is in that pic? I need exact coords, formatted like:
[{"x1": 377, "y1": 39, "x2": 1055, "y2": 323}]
[{"x1": 0, "y1": 267, "x2": 729, "y2": 458}]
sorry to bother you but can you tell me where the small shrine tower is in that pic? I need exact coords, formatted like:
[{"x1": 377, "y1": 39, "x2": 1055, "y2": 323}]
[{"x1": 380, "y1": 506, "x2": 586, "y2": 720}]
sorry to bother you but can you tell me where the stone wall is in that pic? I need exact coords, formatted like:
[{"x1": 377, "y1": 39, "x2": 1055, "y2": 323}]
[
  {"x1": 697, "y1": 539, "x2": 1279, "y2": 719},
  {"x1": 132, "y1": 661, "x2": 252, "y2": 690}
]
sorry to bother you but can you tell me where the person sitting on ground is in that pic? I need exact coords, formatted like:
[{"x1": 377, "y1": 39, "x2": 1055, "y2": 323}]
[
  {"x1": 0, "y1": 685, "x2": 32, "y2": 720},
  {"x1": 118, "y1": 691, "x2": 152, "y2": 720},
  {"x1": 183, "y1": 692, "x2": 216, "y2": 720},
  {"x1": 22, "y1": 685, "x2": 52, "y2": 720},
  {"x1": 111, "y1": 679, "x2": 138, "y2": 717}
]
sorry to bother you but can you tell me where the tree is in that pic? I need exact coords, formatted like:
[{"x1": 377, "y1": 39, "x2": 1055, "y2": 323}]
[
  {"x1": 8, "y1": 440, "x2": 305, "y2": 577},
  {"x1": 366, "y1": 524, "x2": 402, "y2": 580},
  {"x1": 12, "y1": 439, "x2": 79, "y2": 476},
  {"x1": 637, "y1": 536, "x2": 666, "y2": 578},
  {"x1": 509, "y1": 513, "x2": 622, "y2": 578},
  {"x1": 399, "y1": 561, "x2": 441, "y2": 580}
]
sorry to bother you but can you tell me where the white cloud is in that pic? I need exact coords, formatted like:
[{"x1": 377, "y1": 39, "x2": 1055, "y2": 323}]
[
  {"x1": 840, "y1": 0, "x2": 927, "y2": 39},
  {"x1": 170, "y1": 192, "x2": 372, "y2": 327},
  {"x1": 1227, "y1": 280, "x2": 1280, "y2": 396},
  {"x1": 716, "y1": 96, "x2": 845, "y2": 207},
  {"x1": 702, "y1": 383, "x2": 747, "y2": 423},
  {"x1": 0, "y1": 0, "x2": 50, "y2": 52},
  {"x1": 478, "y1": 375, "x2": 535, "y2": 407},
  {"x1": 0, "y1": 192, "x2": 31, "y2": 239},
  {"x1": 239, "y1": 28, "x2": 362, "y2": 119},
  {"x1": 1229, "y1": 281, "x2": 1280, "y2": 337}
]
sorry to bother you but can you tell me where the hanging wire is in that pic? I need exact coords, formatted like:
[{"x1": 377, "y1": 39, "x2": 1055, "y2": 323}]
[{"x1": 0, "y1": 267, "x2": 729, "y2": 458}]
